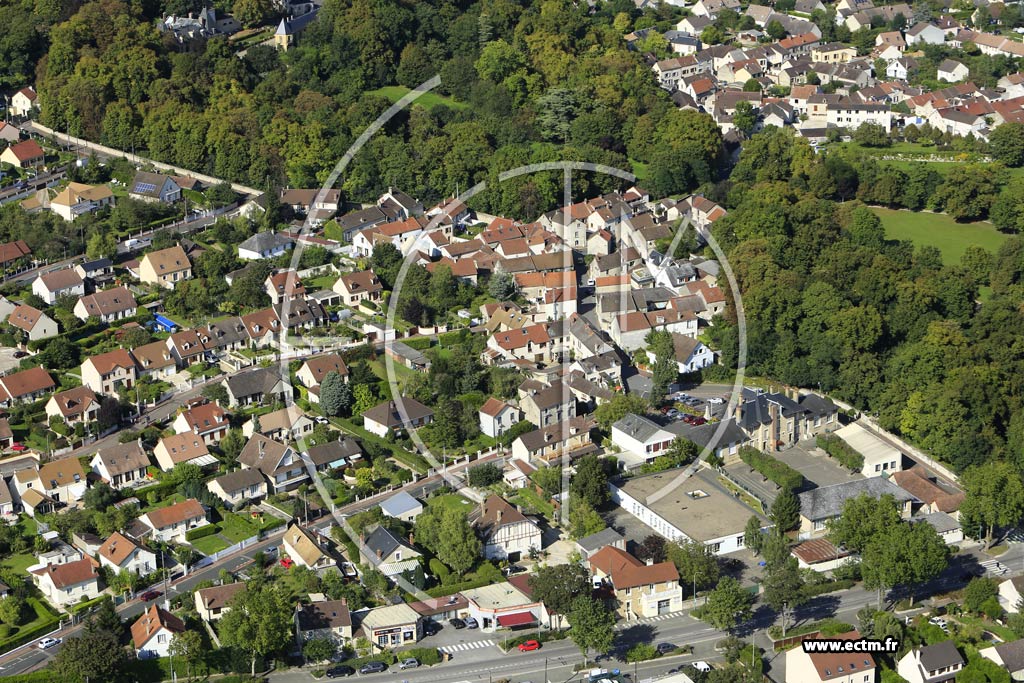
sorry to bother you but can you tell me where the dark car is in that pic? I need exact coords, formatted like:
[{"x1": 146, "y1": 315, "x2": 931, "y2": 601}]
[
  {"x1": 12, "y1": 351, "x2": 27, "y2": 359},
  {"x1": 139, "y1": 590, "x2": 162, "y2": 601},
  {"x1": 423, "y1": 620, "x2": 441, "y2": 636},
  {"x1": 449, "y1": 617, "x2": 467, "y2": 629},
  {"x1": 657, "y1": 643, "x2": 677, "y2": 655},
  {"x1": 359, "y1": 661, "x2": 388, "y2": 675},
  {"x1": 326, "y1": 665, "x2": 355, "y2": 678}
]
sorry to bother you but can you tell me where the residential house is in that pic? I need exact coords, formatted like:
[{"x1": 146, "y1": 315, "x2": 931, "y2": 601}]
[
  {"x1": 223, "y1": 367, "x2": 290, "y2": 408},
  {"x1": 797, "y1": 478, "x2": 917, "y2": 539},
  {"x1": 75, "y1": 258, "x2": 114, "y2": 283},
  {"x1": 32, "y1": 558, "x2": 101, "y2": 609},
  {"x1": 332, "y1": 270, "x2": 383, "y2": 306},
  {"x1": 7, "y1": 304, "x2": 57, "y2": 341},
  {"x1": 1, "y1": 139, "x2": 45, "y2": 169},
  {"x1": 384, "y1": 341, "x2": 430, "y2": 371},
  {"x1": 10, "y1": 87, "x2": 38, "y2": 117},
  {"x1": 237, "y1": 232, "x2": 294, "y2": 260},
  {"x1": 519, "y1": 380, "x2": 576, "y2": 428},
  {"x1": 589, "y1": 546, "x2": 683, "y2": 620},
  {"x1": 33, "y1": 268, "x2": 85, "y2": 304},
  {"x1": 362, "y1": 399, "x2": 434, "y2": 438},
  {"x1": 361, "y1": 525, "x2": 421, "y2": 576},
  {"x1": 470, "y1": 495, "x2": 542, "y2": 562},
  {"x1": 785, "y1": 631, "x2": 876, "y2": 683},
  {"x1": 195, "y1": 582, "x2": 245, "y2": 622},
  {"x1": 478, "y1": 397, "x2": 523, "y2": 439},
  {"x1": 35, "y1": 458, "x2": 88, "y2": 503},
  {"x1": 132, "y1": 340, "x2": 177, "y2": 380},
  {"x1": 296, "y1": 598, "x2": 353, "y2": 644},
  {"x1": 49, "y1": 183, "x2": 114, "y2": 221},
  {"x1": 611, "y1": 310, "x2": 698, "y2": 352},
  {"x1": 611, "y1": 413, "x2": 676, "y2": 470},
  {"x1": 733, "y1": 388, "x2": 839, "y2": 452},
  {"x1": 887, "y1": 57, "x2": 919, "y2": 81},
  {"x1": 359, "y1": 603, "x2": 421, "y2": 649},
  {"x1": 377, "y1": 187, "x2": 423, "y2": 221},
  {"x1": 136, "y1": 498, "x2": 209, "y2": 543},
  {"x1": 0, "y1": 366, "x2": 55, "y2": 405},
  {"x1": 238, "y1": 434, "x2": 308, "y2": 492},
  {"x1": 937, "y1": 59, "x2": 969, "y2": 82},
  {"x1": 206, "y1": 468, "x2": 267, "y2": 507},
  {"x1": 897, "y1": 641, "x2": 964, "y2": 683},
  {"x1": 826, "y1": 101, "x2": 892, "y2": 132},
  {"x1": 98, "y1": 531, "x2": 156, "y2": 576},
  {"x1": 129, "y1": 172, "x2": 181, "y2": 203},
  {"x1": 305, "y1": 437, "x2": 362, "y2": 472},
  {"x1": 486, "y1": 324, "x2": 557, "y2": 365},
  {"x1": 0, "y1": 121, "x2": 18, "y2": 144},
  {"x1": 980, "y1": 639, "x2": 1024, "y2": 679},
  {"x1": 503, "y1": 459, "x2": 536, "y2": 489},
  {"x1": 511, "y1": 416, "x2": 596, "y2": 466},
  {"x1": 296, "y1": 354, "x2": 348, "y2": 403},
  {"x1": 336, "y1": 206, "x2": 388, "y2": 243},
  {"x1": 81, "y1": 348, "x2": 137, "y2": 396},
  {"x1": 45, "y1": 386, "x2": 99, "y2": 425},
  {"x1": 243, "y1": 405, "x2": 314, "y2": 442},
  {"x1": 378, "y1": 491, "x2": 423, "y2": 523},
  {"x1": 282, "y1": 523, "x2": 333, "y2": 570},
  {"x1": 166, "y1": 329, "x2": 213, "y2": 368},
  {"x1": 132, "y1": 605, "x2": 186, "y2": 659},
  {"x1": 690, "y1": 0, "x2": 740, "y2": 18},
  {"x1": 138, "y1": 245, "x2": 192, "y2": 289},
  {"x1": 265, "y1": 270, "x2": 305, "y2": 304},
  {"x1": 661, "y1": 333, "x2": 715, "y2": 374},
  {"x1": 274, "y1": 298, "x2": 327, "y2": 332},
  {"x1": 90, "y1": 440, "x2": 150, "y2": 489},
  {"x1": 0, "y1": 240, "x2": 31, "y2": 271},
  {"x1": 892, "y1": 468, "x2": 964, "y2": 516},
  {"x1": 906, "y1": 22, "x2": 946, "y2": 45},
  {"x1": 154, "y1": 433, "x2": 217, "y2": 472},
  {"x1": 74, "y1": 286, "x2": 137, "y2": 323},
  {"x1": 811, "y1": 43, "x2": 858, "y2": 63}
]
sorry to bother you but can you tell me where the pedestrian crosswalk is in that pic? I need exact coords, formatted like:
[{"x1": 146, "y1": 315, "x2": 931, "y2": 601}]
[
  {"x1": 439, "y1": 640, "x2": 495, "y2": 654},
  {"x1": 1007, "y1": 530, "x2": 1024, "y2": 544},
  {"x1": 981, "y1": 559, "x2": 1008, "y2": 575},
  {"x1": 613, "y1": 613, "x2": 679, "y2": 630}
]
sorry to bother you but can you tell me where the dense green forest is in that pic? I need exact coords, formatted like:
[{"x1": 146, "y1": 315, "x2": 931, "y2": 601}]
[
  {"x1": 705, "y1": 128, "x2": 1024, "y2": 472},
  {"x1": 17, "y1": 0, "x2": 724, "y2": 216}
]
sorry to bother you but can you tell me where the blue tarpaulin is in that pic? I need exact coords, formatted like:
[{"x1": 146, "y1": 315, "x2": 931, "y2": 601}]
[{"x1": 153, "y1": 314, "x2": 179, "y2": 332}]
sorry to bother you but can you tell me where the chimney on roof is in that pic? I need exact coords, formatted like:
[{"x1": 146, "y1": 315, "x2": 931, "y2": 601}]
[
  {"x1": 376, "y1": 548, "x2": 382, "y2": 559},
  {"x1": 496, "y1": 509, "x2": 503, "y2": 523},
  {"x1": 408, "y1": 533, "x2": 414, "y2": 546}
]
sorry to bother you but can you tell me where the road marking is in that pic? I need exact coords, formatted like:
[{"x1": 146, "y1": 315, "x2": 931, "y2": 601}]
[
  {"x1": 981, "y1": 559, "x2": 1007, "y2": 575},
  {"x1": 439, "y1": 639, "x2": 495, "y2": 653}
]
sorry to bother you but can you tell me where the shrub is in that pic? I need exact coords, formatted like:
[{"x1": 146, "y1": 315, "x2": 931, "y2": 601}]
[
  {"x1": 626, "y1": 644, "x2": 659, "y2": 662},
  {"x1": 816, "y1": 435, "x2": 864, "y2": 472},
  {"x1": 428, "y1": 558, "x2": 450, "y2": 584},
  {"x1": 186, "y1": 525, "x2": 220, "y2": 541},
  {"x1": 739, "y1": 447, "x2": 803, "y2": 491}
]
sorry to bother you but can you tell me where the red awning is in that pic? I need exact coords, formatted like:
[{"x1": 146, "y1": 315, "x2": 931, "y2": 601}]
[{"x1": 497, "y1": 611, "x2": 535, "y2": 627}]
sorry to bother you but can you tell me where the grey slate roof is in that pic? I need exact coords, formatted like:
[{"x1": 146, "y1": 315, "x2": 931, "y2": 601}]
[
  {"x1": 306, "y1": 437, "x2": 361, "y2": 468},
  {"x1": 798, "y1": 478, "x2": 919, "y2": 522},
  {"x1": 225, "y1": 367, "x2": 287, "y2": 400},
  {"x1": 576, "y1": 527, "x2": 624, "y2": 553},
  {"x1": 211, "y1": 468, "x2": 265, "y2": 493},
  {"x1": 992, "y1": 639, "x2": 1024, "y2": 673},
  {"x1": 363, "y1": 525, "x2": 417, "y2": 560},
  {"x1": 238, "y1": 231, "x2": 294, "y2": 254},
  {"x1": 613, "y1": 413, "x2": 666, "y2": 442},
  {"x1": 918, "y1": 640, "x2": 963, "y2": 673}
]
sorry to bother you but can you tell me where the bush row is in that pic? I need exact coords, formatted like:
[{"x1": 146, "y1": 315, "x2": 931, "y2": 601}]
[
  {"x1": 739, "y1": 447, "x2": 803, "y2": 492},
  {"x1": 816, "y1": 435, "x2": 864, "y2": 472},
  {"x1": 186, "y1": 524, "x2": 221, "y2": 541}
]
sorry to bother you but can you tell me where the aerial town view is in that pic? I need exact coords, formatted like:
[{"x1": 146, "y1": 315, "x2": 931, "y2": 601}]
[{"x1": 0, "y1": 0, "x2": 1022, "y2": 682}]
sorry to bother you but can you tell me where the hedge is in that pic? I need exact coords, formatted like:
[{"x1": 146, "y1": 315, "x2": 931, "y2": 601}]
[
  {"x1": 186, "y1": 524, "x2": 221, "y2": 541},
  {"x1": 401, "y1": 336, "x2": 434, "y2": 351},
  {"x1": 739, "y1": 447, "x2": 803, "y2": 492},
  {"x1": 402, "y1": 647, "x2": 442, "y2": 666},
  {"x1": 816, "y1": 435, "x2": 864, "y2": 472},
  {"x1": 801, "y1": 578, "x2": 855, "y2": 598},
  {"x1": 501, "y1": 629, "x2": 569, "y2": 651}
]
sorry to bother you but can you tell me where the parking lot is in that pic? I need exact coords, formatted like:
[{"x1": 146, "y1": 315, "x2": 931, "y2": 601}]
[{"x1": 775, "y1": 440, "x2": 863, "y2": 489}]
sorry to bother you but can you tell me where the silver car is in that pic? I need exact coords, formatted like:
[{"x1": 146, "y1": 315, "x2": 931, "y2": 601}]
[{"x1": 399, "y1": 658, "x2": 419, "y2": 670}]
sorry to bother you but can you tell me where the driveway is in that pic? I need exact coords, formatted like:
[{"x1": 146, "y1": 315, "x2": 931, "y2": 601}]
[
  {"x1": 775, "y1": 440, "x2": 863, "y2": 489},
  {"x1": 0, "y1": 348, "x2": 25, "y2": 375}
]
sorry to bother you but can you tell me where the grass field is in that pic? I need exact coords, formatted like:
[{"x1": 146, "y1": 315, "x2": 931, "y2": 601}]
[
  {"x1": 872, "y1": 207, "x2": 1010, "y2": 265},
  {"x1": 367, "y1": 86, "x2": 469, "y2": 111},
  {"x1": 425, "y1": 493, "x2": 474, "y2": 513},
  {"x1": 191, "y1": 534, "x2": 230, "y2": 556}
]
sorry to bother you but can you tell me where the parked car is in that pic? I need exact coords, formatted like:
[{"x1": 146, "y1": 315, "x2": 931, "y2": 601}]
[
  {"x1": 506, "y1": 564, "x2": 525, "y2": 575},
  {"x1": 139, "y1": 590, "x2": 161, "y2": 601},
  {"x1": 690, "y1": 416, "x2": 707, "y2": 425},
  {"x1": 12, "y1": 351, "x2": 27, "y2": 359},
  {"x1": 359, "y1": 661, "x2": 388, "y2": 674},
  {"x1": 423, "y1": 620, "x2": 441, "y2": 636},
  {"x1": 928, "y1": 617, "x2": 949, "y2": 632},
  {"x1": 449, "y1": 618, "x2": 466, "y2": 629},
  {"x1": 37, "y1": 637, "x2": 61, "y2": 649},
  {"x1": 518, "y1": 640, "x2": 541, "y2": 652},
  {"x1": 399, "y1": 658, "x2": 420, "y2": 670},
  {"x1": 10, "y1": 442, "x2": 26, "y2": 451},
  {"x1": 656, "y1": 643, "x2": 677, "y2": 655},
  {"x1": 707, "y1": 397, "x2": 725, "y2": 404},
  {"x1": 315, "y1": 416, "x2": 329, "y2": 425},
  {"x1": 326, "y1": 665, "x2": 355, "y2": 678},
  {"x1": 691, "y1": 662, "x2": 712, "y2": 673},
  {"x1": 463, "y1": 617, "x2": 479, "y2": 629}
]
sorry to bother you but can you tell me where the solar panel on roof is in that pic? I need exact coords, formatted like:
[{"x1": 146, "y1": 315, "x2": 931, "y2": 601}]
[{"x1": 133, "y1": 182, "x2": 157, "y2": 194}]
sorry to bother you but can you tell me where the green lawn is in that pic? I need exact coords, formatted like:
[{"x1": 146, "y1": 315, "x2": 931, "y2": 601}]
[
  {"x1": 511, "y1": 487, "x2": 554, "y2": 518},
  {"x1": 425, "y1": 493, "x2": 474, "y2": 513},
  {"x1": 191, "y1": 534, "x2": 230, "y2": 556},
  {"x1": 0, "y1": 552, "x2": 37, "y2": 575},
  {"x1": 872, "y1": 207, "x2": 1010, "y2": 265},
  {"x1": 218, "y1": 511, "x2": 259, "y2": 543},
  {"x1": 367, "y1": 86, "x2": 469, "y2": 110}
]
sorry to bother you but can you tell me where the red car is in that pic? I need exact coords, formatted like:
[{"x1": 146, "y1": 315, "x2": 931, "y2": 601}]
[
  {"x1": 518, "y1": 640, "x2": 541, "y2": 652},
  {"x1": 139, "y1": 590, "x2": 161, "y2": 601},
  {"x1": 280, "y1": 557, "x2": 294, "y2": 568},
  {"x1": 10, "y1": 443, "x2": 26, "y2": 451}
]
